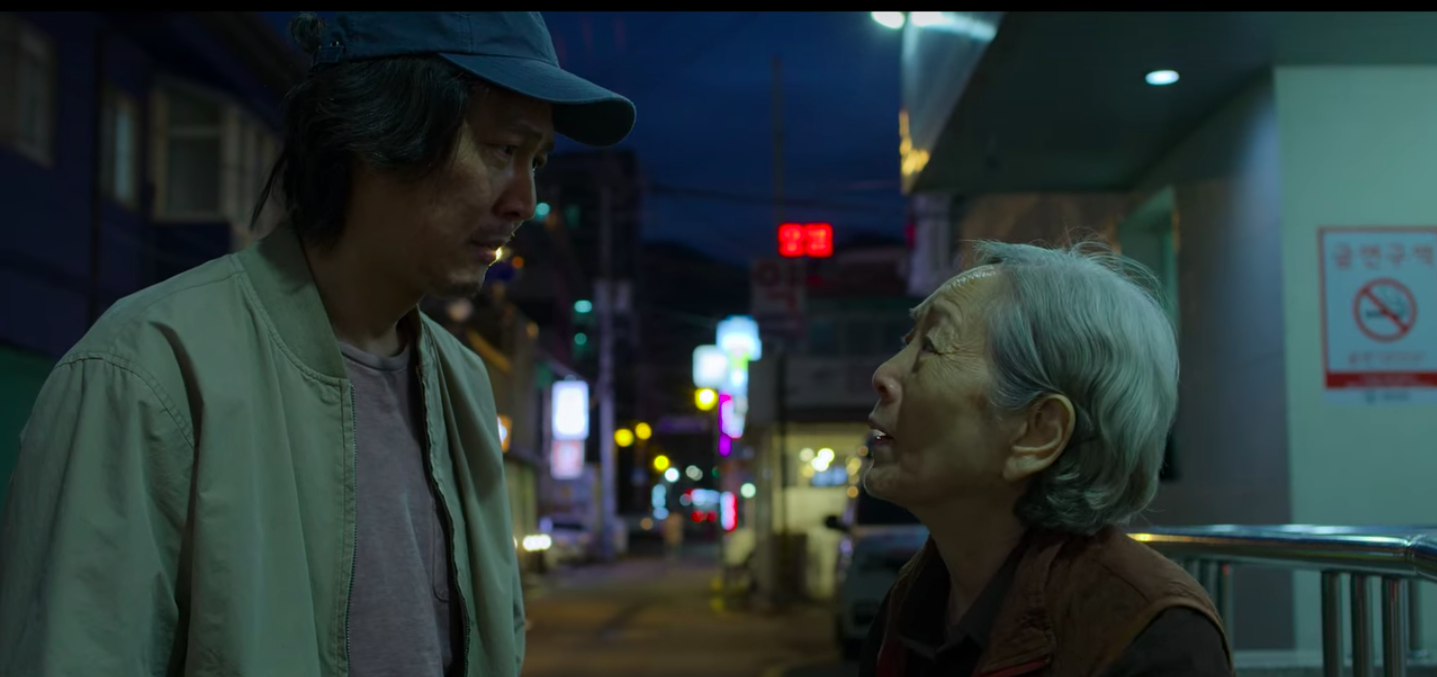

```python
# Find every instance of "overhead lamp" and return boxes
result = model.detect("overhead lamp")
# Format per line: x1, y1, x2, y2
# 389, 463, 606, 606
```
870, 11, 905, 29
1145, 70, 1180, 86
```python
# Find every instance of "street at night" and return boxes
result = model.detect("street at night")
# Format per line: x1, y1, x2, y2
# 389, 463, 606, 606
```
5, 10, 1437, 677
523, 545, 840, 677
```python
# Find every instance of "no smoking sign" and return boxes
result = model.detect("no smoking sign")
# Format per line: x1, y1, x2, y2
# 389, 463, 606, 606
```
1320, 227, 1437, 404
1354, 278, 1416, 343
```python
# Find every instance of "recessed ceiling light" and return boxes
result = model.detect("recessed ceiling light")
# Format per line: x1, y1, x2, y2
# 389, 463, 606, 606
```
870, 12, 905, 30
1145, 70, 1180, 86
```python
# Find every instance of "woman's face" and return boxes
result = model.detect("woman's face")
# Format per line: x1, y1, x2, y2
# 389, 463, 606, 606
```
864, 267, 1014, 510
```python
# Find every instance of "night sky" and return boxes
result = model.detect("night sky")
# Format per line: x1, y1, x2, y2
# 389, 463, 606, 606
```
260, 12, 906, 264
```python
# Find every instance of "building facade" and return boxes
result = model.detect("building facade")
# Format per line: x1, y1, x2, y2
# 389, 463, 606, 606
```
897, 10, 1437, 653
747, 240, 917, 601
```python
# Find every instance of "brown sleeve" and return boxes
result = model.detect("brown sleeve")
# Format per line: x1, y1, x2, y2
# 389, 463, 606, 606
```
1100, 608, 1232, 677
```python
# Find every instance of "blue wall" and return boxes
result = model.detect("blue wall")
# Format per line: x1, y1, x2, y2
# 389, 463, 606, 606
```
0, 11, 290, 505
0, 11, 287, 361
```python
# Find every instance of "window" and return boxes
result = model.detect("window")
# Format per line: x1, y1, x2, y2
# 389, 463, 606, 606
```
227, 112, 281, 249
151, 80, 279, 237
0, 13, 57, 166
100, 86, 141, 208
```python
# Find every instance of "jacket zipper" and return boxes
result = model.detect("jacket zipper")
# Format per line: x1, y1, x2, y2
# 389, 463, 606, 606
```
345, 384, 359, 673
417, 351, 472, 675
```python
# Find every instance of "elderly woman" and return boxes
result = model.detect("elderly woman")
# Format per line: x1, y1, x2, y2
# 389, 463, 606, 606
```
859, 241, 1232, 677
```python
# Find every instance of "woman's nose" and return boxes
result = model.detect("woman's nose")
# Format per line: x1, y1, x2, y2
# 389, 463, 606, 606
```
872, 361, 900, 403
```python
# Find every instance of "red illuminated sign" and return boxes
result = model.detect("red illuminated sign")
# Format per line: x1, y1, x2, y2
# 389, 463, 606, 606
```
777, 223, 833, 258
778, 223, 805, 257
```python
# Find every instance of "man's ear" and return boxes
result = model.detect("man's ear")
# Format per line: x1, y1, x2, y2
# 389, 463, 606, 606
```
1002, 393, 1075, 482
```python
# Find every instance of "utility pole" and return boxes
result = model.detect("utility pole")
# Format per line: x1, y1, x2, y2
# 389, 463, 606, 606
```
597, 177, 619, 562
755, 54, 787, 610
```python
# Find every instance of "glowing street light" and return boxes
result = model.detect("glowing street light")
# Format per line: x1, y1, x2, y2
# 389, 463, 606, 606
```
664, 467, 680, 483
653, 454, 671, 472
695, 388, 718, 411
615, 428, 635, 447
1145, 69, 1180, 86
871, 11, 905, 29
635, 422, 652, 440
692, 345, 729, 389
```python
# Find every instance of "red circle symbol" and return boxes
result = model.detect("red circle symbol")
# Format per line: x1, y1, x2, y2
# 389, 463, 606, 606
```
1352, 277, 1417, 343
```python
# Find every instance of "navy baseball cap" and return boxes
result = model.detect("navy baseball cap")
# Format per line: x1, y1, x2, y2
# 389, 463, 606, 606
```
312, 12, 636, 147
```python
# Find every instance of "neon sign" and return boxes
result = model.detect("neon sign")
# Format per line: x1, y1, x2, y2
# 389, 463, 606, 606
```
777, 223, 833, 258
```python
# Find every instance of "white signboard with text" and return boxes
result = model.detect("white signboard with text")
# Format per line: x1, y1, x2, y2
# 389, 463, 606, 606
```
749, 258, 806, 339
1320, 227, 1437, 405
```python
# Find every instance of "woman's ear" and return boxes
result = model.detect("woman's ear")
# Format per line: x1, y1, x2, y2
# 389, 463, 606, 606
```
1001, 393, 1075, 482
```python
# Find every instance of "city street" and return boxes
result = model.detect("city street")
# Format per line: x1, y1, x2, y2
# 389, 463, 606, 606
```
521, 546, 846, 677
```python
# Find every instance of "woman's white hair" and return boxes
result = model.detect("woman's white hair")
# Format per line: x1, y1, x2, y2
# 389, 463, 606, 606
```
971, 239, 1178, 535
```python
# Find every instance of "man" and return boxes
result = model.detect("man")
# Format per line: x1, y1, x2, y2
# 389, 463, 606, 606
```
860, 241, 1232, 676
0, 12, 633, 677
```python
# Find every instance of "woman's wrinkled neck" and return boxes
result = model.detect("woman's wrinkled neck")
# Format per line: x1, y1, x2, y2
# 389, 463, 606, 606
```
916, 496, 1027, 619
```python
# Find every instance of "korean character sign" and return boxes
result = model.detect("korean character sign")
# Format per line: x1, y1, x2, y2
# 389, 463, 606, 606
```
1319, 227, 1437, 405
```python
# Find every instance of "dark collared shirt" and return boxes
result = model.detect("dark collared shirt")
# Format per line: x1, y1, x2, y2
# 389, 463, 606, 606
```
860, 538, 1229, 677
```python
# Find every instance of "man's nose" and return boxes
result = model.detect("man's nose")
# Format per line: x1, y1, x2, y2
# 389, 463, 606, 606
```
496, 175, 537, 223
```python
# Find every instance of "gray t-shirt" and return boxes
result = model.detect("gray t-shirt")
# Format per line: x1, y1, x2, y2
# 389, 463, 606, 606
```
340, 341, 460, 677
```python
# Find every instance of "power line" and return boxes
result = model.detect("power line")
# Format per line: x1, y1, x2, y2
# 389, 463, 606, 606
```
647, 182, 902, 216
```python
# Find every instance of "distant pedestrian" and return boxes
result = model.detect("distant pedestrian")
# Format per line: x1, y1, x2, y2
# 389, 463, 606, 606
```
860, 241, 1232, 676
0, 11, 633, 677
664, 512, 686, 564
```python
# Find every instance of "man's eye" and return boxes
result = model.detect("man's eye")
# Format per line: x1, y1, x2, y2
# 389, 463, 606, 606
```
491, 144, 518, 158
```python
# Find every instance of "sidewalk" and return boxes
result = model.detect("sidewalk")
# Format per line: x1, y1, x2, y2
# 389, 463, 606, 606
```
521, 551, 838, 677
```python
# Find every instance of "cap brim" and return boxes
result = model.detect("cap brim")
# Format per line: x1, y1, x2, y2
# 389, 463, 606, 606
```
440, 53, 636, 148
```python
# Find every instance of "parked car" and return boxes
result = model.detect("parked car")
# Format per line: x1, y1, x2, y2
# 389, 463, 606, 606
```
545, 516, 596, 567
825, 480, 927, 661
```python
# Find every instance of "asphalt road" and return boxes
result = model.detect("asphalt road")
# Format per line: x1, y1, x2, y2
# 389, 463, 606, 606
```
520, 547, 846, 677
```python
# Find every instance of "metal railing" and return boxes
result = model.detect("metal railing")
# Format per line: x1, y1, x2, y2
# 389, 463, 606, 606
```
1127, 525, 1437, 677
